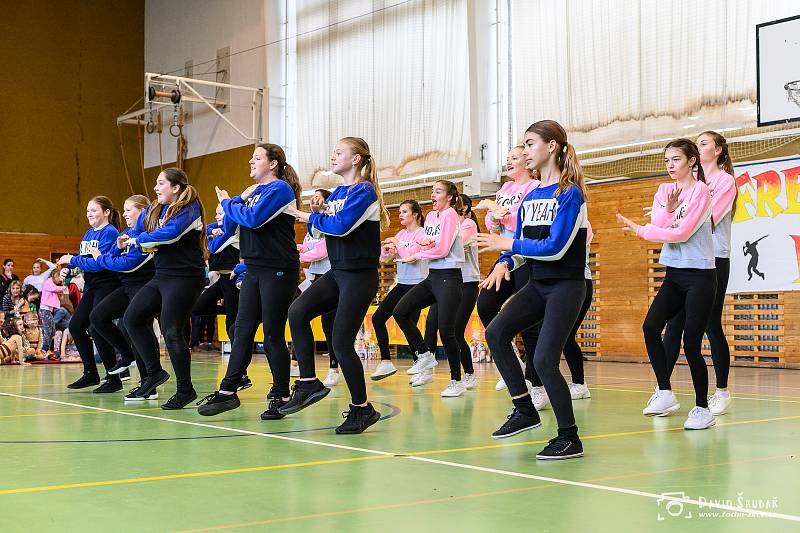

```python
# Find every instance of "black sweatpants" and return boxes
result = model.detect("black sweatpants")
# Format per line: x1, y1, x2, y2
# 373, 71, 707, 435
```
220, 266, 298, 395
193, 275, 239, 343
309, 274, 338, 369
70, 282, 120, 377
123, 275, 205, 395
485, 278, 585, 429
90, 282, 153, 382
394, 269, 464, 381
663, 258, 730, 389
289, 268, 378, 405
643, 267, 716, 408
426, 282, 478, 375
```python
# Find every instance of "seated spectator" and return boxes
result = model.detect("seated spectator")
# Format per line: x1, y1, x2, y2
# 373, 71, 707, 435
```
0, 313, 27, 365
23, 258, 56, 291
0, 259, 19, 296
2, 280, 23, 316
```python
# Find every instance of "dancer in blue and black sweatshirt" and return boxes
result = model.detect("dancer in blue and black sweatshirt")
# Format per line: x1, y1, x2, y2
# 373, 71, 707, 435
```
121, 168, 207, 409
279, 137, 390, 435
478, 120, 588, 460
197, 143, 301, 420
58, 196, 121, 390
87, 195, 156, 398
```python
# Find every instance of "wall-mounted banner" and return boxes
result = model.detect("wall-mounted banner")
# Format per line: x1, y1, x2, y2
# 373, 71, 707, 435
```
729, 155, 800, 293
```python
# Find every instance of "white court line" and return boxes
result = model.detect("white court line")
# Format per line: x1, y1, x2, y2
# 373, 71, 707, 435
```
591, 385, 800, 405
589, 373, 800, 393
2, 391, 799, 522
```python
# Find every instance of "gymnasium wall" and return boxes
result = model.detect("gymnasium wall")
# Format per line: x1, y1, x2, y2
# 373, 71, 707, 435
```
0, 0, 146, 235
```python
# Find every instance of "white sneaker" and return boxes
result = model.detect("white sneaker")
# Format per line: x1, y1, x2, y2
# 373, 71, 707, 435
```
371, 360, 397, 381
407, 352, 438, 374
708, 390, 731, 415
683, 406, 716, 430
290, 363, 300, 377
441, 380, 467, 397
530, 386, 551, 411
322, 368, 341, 387
642, 389, 680, 416
411, 368, 433, 387
568, 382, 591, 400
463, 373, 478, 390
495, 377, 507, 391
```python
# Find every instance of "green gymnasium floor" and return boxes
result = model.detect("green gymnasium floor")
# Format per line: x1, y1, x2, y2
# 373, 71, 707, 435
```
1, 356, 798, 532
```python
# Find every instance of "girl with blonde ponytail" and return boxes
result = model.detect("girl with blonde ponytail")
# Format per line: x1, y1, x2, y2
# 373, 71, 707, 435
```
121, 168, 207, 408
279, 136, 384, 434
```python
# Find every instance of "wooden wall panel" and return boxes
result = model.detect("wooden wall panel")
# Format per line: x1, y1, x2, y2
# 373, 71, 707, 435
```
0, 233, 83, 280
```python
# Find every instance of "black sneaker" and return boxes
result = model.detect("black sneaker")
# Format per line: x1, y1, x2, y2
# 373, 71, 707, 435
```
93, 378, 123, 394
161, 390, 198, 410
491, 408, 541, 439
277, 380, 330, 415
135, 369, 170, 398
237, 375, 253, 391
336, 403, 381, 434
67, 373, 101, 389
197, 392, 241, 416
536, 436, 584, 460
260, 397, 288, 420
119, 368, 131, 381
108, 359, 135, 375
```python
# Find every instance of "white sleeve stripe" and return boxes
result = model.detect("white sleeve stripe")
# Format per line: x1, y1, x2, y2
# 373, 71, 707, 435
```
254, 200, 296, 228
142, 217, 204, 247
322, 201, 380, 237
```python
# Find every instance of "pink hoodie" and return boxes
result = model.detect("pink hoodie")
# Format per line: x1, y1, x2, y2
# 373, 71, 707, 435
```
40, 278, 66, 310
414, 207, 464, 269
384, 226, 429, 284
485, 179, 541, 237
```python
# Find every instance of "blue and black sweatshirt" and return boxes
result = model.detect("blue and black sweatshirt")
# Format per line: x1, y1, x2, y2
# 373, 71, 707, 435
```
206, 222, 240, 272
221, 180, 298, 270
135, 201, 205, 277
309, 182, 380, 270
499, 183, 588, 281
94, 227, 155, 287
68, 224, 120, 288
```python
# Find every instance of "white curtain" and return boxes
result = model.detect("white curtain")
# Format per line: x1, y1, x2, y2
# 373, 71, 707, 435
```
510, 0, 800, 151
294, 0, 470, 188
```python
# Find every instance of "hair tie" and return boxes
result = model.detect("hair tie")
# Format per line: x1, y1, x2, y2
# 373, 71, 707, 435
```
562, 143, 568, 153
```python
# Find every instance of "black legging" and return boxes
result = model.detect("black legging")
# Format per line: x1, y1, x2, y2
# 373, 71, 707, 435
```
485, 278, 585, 429
69, 282, 120, 377
477, 263, 540, 381
663, 258, 730, 389
123, 275, 205, 395
642, 267, 716, 408
90, 283, 154, 382
309, 274, 338, 369
192, 275, 239, 343
527, 278, 594, 386
426, 282, 478, 375
394, 269, 464, 381
288, 268, 378, 405
219, 266, 298, 394
372, 283, 420, 361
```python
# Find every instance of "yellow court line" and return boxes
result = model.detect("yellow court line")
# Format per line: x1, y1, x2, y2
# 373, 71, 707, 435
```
0, 455, 391, 496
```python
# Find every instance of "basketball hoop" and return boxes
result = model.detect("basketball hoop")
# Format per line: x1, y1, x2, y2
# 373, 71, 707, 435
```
785, 80, 800, 108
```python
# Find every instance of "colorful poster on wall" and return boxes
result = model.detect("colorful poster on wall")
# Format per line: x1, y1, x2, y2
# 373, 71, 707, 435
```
728, 156, 800, 293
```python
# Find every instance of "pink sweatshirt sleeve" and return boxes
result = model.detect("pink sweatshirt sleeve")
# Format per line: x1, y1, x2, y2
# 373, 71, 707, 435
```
461, 219, 478, 244
649, 183, 677, 228
586, 220, 594, 245
299, 238, 328, 263
484, 209, 500, 231
414, 210, 459, 260
636, 183, 712, 243
710, 171, 736, 223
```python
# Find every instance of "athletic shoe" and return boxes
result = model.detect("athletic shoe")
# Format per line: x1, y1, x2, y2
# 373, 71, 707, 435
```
277, 379, 330, 415
335, 403, 381, 434
289, 363, 300, 377
93, 379, 123, 394
568, 382, 591, 400
708, 390, 731, 416
642, 389, 680, 416
322, 368, 341, 387
108, 358, 136, 375
683, 406, 716, 430
370, 360, 397, 381
536, 436, 584, 460
441, 380, 467, 397
67, 373, 100, 389
495, 377, 507, 391
406, 352, 437, 374
135, 369, 170, 399
463, 373, 478, 390
530, 386, 551, 411
237, 375, 253, 391
162, 390, 198, 410
260, 397, 288, 420
119, 369, 131, 381
491, 408, 541, 439
124, 385, 158, 401
411, 368, 433, 387
197, 391, 240, 416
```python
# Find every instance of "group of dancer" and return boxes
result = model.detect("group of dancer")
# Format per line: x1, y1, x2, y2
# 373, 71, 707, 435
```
60, 120, 737, 459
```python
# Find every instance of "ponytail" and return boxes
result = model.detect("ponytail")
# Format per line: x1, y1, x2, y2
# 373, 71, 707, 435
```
339, 137, 390, 230
256, 143, 302, 207
459, 194, 479, 226
699, 130, 737, 218
525, 120, 587, 199
90, 196, 121, 230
